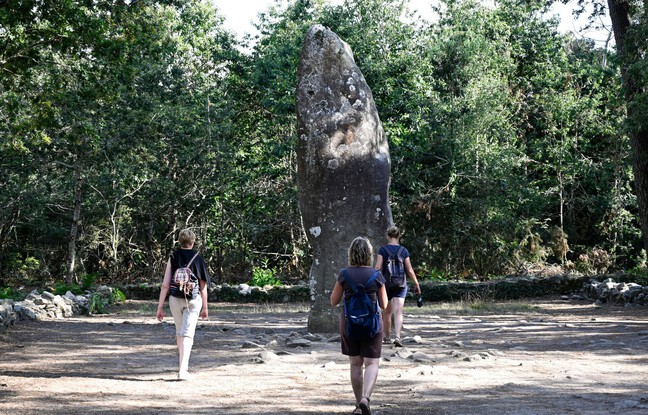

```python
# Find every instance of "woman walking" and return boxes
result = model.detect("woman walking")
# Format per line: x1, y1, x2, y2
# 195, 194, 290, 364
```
330, 237, 388, 415
375, 226, 420, 347
156, 229, 210, 380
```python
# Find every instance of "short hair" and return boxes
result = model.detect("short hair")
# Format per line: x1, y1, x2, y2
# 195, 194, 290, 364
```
348, 236, 374, 267
178, 229, 196, 248
387, 225, 401, 239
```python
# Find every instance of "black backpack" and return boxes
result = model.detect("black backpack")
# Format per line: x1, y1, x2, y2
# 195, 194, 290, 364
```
342, 269, 381, 340
384, 246, 406, 288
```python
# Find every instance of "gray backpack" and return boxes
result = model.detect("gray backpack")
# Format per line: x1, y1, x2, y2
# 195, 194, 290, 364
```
385, 246, 406, 288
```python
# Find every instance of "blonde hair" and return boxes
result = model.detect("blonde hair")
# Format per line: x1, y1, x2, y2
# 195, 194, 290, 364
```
178, 229, 196, 248
387, 225, 401, 239
348, 237, 374, 267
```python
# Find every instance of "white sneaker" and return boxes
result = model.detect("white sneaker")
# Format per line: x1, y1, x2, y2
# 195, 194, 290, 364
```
177, 370, 192, 381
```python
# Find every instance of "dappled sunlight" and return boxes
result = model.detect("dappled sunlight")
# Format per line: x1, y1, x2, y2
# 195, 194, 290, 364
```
2, 298, 648, 414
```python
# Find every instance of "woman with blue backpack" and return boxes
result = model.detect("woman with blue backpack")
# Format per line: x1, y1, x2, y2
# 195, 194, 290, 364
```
330, 236, 388, 415
375, 226, 421, 347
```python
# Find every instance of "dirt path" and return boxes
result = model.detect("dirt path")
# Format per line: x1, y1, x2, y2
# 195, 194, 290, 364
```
1, 298, 648, 415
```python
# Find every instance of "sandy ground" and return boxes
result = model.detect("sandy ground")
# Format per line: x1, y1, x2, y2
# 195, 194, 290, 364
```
1, 297, 648, 415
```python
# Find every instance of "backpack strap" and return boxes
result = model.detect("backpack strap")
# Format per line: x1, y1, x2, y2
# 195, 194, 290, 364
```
342, 269, 379, 291
364, 270, 379, 288
365, 270, 380, 313
186, 252, 199, 268
396, 246, 405, 259
341, 269, 358, 294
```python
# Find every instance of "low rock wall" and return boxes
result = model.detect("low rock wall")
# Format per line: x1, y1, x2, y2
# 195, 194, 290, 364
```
3, 274, 648, 334
120, 275, 592, 303
0, 288, 112, 334
583, 278, 648, 305
119, 282, 312, 303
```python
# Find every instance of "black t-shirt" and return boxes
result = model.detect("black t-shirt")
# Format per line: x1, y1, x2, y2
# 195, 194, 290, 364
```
169, 249, 210, 299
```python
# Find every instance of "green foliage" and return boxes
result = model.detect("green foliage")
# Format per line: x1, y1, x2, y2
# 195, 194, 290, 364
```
88, 292, 109, 315
1, 254, 41, 283
87, 287, 126, 314
81, 273, 99, 291
0, 287, 25, 301
53, 283, 83, 296
250, 260, 281, 287
112, 288, 127, 303
0, 0, 644, 286
423, 268, 454, 282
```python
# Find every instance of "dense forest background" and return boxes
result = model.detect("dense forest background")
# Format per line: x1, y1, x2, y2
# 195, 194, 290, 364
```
1, 0, 647, 291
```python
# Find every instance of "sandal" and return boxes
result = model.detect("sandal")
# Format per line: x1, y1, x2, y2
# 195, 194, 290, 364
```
359, 396, 371, 415
352, 406, 363, 415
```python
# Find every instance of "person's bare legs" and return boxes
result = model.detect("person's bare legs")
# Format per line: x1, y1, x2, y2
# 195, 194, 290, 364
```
391, 297, 405, 339
349, 355, 364, 404
382, 300, 393, 340
362, 357, 380, 399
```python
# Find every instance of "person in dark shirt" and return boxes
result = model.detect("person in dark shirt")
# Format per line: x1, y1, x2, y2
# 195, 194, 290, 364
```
331, 236, 388, 415
375, 226, 421, 347
156, 229, 210, 380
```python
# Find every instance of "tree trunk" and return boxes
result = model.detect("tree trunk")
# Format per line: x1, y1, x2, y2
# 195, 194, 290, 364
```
607, 0, 648, 251
66, 158, 83, 285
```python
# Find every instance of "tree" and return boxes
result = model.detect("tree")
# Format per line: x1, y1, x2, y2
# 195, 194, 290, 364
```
605, 0, 648, 251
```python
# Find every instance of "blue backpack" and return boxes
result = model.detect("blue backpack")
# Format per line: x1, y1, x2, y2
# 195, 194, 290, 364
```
342, 269, 381, 340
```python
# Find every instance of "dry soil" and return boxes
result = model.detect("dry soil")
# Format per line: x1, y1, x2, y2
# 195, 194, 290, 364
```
1, 298, 647, 415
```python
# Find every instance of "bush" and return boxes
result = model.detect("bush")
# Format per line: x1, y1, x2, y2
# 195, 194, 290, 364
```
250, 260, 281, 287
0, 287, 26, 301
88, 292, 109, 314
53, 283, 83, 296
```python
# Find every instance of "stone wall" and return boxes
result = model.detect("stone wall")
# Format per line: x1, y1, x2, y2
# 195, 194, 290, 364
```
420, 274, 592, 301
3, 274, 648, 334
583, 278, 648, 305
0, 288, 110, 333
119, 282, 312, 303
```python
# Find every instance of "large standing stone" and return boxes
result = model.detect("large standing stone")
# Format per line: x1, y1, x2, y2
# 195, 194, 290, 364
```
296, 25, 393, 333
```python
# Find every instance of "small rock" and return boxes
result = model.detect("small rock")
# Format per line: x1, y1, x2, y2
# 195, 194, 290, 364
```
303, 333, 325, 342
393, 348, 413, 359
409, 351, 434, 363
254, 351, 278, 363
403, 335, 423, 344
241, 341, 263, 349
285, 338, 311, 348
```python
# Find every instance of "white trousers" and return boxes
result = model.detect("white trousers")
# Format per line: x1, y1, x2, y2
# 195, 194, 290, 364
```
169, 295, 202, 338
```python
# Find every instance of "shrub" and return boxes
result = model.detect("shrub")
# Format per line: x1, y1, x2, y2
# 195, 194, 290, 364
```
250, 259, 281, 287
0, 287, 25, 301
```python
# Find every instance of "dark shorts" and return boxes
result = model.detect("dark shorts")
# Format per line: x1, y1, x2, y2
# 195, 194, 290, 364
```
340, 312, 383, 358
386, 284, 408, 300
